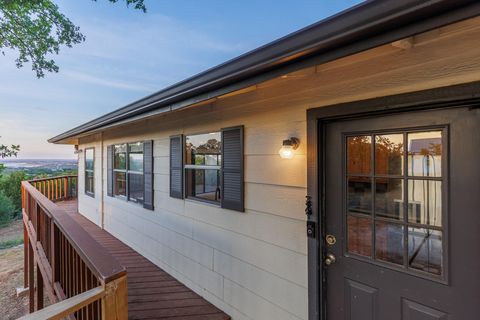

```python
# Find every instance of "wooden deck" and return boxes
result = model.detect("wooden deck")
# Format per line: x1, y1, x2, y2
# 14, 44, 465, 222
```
56, 200, 230, 320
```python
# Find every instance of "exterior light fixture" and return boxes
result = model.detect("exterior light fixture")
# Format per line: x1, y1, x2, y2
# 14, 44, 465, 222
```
279, 137, 300, 159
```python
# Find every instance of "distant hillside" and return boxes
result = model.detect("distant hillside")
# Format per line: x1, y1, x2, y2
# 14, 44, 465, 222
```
0, 159, 77, 176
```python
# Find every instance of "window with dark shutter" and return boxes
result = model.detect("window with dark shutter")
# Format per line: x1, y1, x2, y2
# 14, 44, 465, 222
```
143, 140, 154, 210
107, 145, 113, 196
108, 141, 151, 208
221, 126, 244, 212
170, 135, 184, 199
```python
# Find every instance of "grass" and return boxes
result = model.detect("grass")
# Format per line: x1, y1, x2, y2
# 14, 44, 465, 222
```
0, 220, 29, 318
0, 219, 23, 249
0, 237, 23, 250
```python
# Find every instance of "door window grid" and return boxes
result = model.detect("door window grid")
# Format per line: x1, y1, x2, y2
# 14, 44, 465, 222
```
346, 129, 444, 277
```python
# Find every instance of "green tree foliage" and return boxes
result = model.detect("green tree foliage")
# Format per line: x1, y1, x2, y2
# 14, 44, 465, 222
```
0, 171, 27, 215
0, 0, 146, 78
0, 191, 15, 225
0, 137, 19, 158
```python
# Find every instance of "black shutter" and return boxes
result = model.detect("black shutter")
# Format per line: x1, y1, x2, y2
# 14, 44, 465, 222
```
107, 145, 113, 197
143, 140, 154, 210
221, 126, 244, 212
170, 135, 184, 199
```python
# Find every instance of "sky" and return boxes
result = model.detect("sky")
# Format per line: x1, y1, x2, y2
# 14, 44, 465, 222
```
0, 0, 363, 159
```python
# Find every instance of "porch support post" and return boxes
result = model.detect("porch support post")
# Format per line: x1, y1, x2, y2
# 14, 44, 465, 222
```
23, 222, 28, 289
101, 275, 128, 320
28, 241, 34, 313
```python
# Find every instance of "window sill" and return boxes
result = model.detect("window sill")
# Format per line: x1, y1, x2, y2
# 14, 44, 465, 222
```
85, 192, 95, 198
112, 194, 145, 208
185, 197, 221, 208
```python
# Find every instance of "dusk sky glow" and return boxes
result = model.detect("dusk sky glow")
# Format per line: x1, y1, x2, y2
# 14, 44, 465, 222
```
0, 0, 362, 159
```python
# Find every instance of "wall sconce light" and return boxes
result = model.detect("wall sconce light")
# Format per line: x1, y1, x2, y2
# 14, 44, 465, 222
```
279, 137, 300, 159
74, 145, 83, 154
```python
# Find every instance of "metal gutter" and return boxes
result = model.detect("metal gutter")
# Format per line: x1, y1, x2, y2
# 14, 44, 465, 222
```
49, 0, 480, 144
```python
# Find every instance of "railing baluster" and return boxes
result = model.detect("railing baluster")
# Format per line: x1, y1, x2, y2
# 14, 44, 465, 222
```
64, 177, 67, 200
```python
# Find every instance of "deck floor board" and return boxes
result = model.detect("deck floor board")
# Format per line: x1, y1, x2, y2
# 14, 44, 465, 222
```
56, 200, 230, 320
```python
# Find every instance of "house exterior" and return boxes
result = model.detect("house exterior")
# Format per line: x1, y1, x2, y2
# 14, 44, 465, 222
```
47, 1, 480, 319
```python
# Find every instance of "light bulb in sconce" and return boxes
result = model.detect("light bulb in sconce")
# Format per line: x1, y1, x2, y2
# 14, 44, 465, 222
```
279, 137, 300, 159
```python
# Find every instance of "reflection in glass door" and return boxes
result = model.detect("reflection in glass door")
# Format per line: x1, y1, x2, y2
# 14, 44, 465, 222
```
346, 129, 444, 277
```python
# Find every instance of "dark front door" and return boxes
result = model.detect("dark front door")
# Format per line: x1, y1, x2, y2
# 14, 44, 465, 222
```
324, 106, 480, 319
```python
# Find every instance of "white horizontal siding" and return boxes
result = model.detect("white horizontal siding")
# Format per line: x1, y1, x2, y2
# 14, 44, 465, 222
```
97, 118, 310, 319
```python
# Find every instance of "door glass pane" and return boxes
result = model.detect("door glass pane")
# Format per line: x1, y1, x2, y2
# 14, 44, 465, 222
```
347, 177, 372, 215
408, 180, 442, 226
344, 127, 445, 278
407, 131, 442, 177
375, 134, 404, 175
375, 178, 404, 220
347, 136, 371, 175
408, 228, 442, 275
347, 215, 372, 257
375, 221, 404, 265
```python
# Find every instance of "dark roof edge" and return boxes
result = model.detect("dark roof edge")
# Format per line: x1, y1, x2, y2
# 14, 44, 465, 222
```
50, 0, 480, 143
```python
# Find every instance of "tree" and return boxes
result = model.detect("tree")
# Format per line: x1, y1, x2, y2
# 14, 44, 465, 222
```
0, 139, 19, 158
0, 0, 146, 78
0, 191, 15, 225
0, 171, 26, 215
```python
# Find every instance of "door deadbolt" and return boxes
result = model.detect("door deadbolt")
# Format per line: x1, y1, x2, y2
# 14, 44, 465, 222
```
325, 253, 336, 266
326, 234, 336, 246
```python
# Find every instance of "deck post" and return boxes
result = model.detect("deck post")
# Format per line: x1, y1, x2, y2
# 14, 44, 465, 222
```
28, 241, 34, 313
23, 221, 29, 289
101, 275, 128, 320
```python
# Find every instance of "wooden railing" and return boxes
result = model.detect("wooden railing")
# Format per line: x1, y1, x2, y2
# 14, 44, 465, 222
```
21, 176, 127, 320
29, 175, 77, 202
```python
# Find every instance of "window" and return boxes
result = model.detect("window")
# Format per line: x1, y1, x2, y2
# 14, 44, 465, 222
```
113, 142, 144, 204
185, 132, 221, 204
346, 130, 445, 277
85, 148, 94, 196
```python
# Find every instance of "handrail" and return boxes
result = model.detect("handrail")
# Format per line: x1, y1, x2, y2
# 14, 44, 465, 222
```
18, 286, 104, 320
21, 176, 128, 319
22, 181, 125, 281
29, 175, 77, 202
28, 175, 77, 183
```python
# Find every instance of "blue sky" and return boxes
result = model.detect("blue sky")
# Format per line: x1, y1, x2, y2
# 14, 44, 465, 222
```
0, 0, 362, 159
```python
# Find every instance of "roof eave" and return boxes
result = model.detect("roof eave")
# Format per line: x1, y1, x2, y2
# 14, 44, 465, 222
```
49, 0, 480, 144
